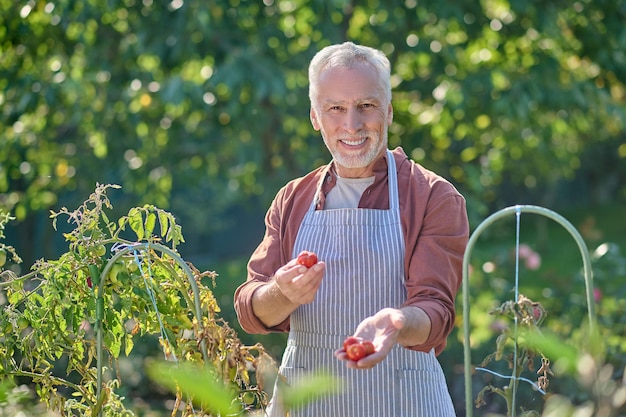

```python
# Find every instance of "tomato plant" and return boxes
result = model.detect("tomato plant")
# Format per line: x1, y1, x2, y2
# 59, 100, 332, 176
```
475, 294, 551, 416
0, 184, 273, 416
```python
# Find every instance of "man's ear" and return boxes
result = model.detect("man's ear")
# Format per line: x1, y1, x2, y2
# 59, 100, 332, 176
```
310, 108, 321, 131
387, 103, 394, 125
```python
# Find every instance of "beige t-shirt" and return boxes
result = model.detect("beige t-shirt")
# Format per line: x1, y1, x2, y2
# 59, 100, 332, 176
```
325, 175, 375, 209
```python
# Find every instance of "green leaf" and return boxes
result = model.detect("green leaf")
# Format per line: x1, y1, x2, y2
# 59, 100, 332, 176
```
147, 361, 240, 415
107, 331, 122, 358
101, 211, 110, 228
117, 217, 127, 231
522, 330, 579, 375
0, 379, 16, 402
145, 212, 156, 237
8, 291, 23, 304
278, 369, 341, 411
124, 333, 134, 356
158, 211, 169, 238
105, 313, 124, 358
128, 208, 145, 241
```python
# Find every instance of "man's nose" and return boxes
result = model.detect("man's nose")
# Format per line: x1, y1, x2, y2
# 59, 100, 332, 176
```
343, 108, 363, 133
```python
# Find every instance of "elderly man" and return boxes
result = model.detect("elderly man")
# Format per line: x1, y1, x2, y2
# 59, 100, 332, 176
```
235, 41, 469, 416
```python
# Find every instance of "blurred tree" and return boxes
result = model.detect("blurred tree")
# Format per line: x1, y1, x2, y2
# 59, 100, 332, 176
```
1, 0, 625, 264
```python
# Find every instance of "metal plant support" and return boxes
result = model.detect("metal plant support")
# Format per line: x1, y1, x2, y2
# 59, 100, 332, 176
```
94, 242, 209, 414
462, 205, 596, 417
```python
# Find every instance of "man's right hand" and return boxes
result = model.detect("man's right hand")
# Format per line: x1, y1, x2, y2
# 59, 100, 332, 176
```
251, 257, 325, 327
274, 258, 325, 305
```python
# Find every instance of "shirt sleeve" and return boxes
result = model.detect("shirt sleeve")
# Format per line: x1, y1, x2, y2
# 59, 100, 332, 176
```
233, 188, 292, 334
233, 170, 322, 335
402, 184, 469, 355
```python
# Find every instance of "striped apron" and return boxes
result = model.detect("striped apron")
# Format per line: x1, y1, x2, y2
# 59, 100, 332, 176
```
267, 150, 455, 417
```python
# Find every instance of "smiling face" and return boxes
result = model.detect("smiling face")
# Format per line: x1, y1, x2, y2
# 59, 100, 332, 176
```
310, 62, 393, 178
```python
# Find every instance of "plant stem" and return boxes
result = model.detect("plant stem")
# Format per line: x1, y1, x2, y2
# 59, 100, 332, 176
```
8, 370, 93, 405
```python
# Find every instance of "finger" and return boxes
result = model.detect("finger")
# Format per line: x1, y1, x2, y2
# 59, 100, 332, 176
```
334, 349, 347, 360
287, 264, 309, 276
291, 263, 324, 285
345, 359, 375, 370
351, 352, 384, 369
288, 275, 324, 304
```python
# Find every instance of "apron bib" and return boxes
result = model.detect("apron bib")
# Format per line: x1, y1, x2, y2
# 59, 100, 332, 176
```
267, 150, 455, 417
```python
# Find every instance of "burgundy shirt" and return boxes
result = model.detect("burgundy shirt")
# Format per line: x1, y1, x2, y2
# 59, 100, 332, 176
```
234, 147, 469, 355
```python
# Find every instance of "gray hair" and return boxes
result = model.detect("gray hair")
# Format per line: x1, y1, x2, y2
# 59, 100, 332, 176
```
308, 42, 392, 110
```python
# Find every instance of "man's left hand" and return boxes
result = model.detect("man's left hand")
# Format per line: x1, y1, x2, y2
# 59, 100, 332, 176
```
334, 308, 406, 369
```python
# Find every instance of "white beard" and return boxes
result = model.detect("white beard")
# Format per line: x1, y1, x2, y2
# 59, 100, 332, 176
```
323, 125, 388, 170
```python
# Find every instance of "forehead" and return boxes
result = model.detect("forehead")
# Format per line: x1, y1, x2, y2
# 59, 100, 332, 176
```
317, 63, 384, 103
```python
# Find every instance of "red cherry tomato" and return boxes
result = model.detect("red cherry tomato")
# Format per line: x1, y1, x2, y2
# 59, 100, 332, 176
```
361, 340, 375, 355
346, 343, 366, 361
342, 336, 375, 361
343, 336, 360, 351
297, 251, 318, 268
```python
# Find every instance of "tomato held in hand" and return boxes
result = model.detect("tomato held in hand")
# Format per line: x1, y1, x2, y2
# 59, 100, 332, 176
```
343, 336, 360, 351
342, 336, 376, 361
346, 343, 366, 361
361, 340, 375, 355
297, 251, 318, 268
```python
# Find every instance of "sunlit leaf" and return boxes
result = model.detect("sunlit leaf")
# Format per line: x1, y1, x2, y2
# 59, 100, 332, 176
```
158, 211, 169, 238
522, 330, 578, 375
145, 212, 156, 237
147, 361, 240, 415
128, 208, 145, 241
279, 370, 341, 411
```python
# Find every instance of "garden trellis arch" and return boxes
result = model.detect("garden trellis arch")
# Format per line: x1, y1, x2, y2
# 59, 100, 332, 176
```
462, 205, 597, 417
94, 242, 210, 413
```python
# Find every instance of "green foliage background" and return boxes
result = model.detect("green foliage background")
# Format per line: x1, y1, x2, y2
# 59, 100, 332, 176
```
1, 0, 626, 415
2, 0, 625, 264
